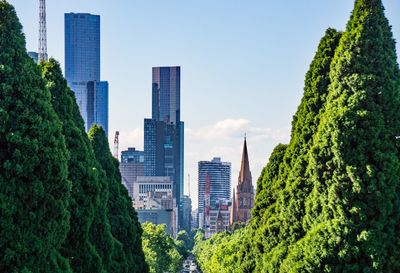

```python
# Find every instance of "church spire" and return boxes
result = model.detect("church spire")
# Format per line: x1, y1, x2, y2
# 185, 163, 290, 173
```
238, 136, 252, 186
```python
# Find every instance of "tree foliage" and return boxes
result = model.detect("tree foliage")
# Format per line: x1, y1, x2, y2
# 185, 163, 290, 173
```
0, 2, 71, 272
142, 223, 183, 273
40, 58, 111, 273
194, 0, 400, 272
89, 124, 149, 273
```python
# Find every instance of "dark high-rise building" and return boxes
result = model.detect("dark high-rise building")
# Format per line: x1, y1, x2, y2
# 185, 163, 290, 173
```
119, 147, 145, 199
230, 138, 254, 225
152, 67, 181, 124
65, 13, 108, 135
87, 81, 109, 135
182, 195, 192, 232
121, 147, 145, 163
144, 66, 184, 229
198, 157, 231, 229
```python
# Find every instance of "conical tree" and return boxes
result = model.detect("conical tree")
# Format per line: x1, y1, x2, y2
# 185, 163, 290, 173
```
89, 124, 149, 273
247, 28, 342, 272
40, 59, 115, 273
0, 2, 71, 272
282, 0, 400, 271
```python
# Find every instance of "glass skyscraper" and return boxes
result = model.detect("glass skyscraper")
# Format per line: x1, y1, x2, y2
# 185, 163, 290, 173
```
87, 81, 109, 135
198, 157, 231, 219
144, 66, 184, 229
65, 13, 108, 134
152, 67, 181, 125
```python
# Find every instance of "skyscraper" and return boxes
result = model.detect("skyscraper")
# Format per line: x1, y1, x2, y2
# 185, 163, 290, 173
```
144, 66, 184, 229
230, 138, 255, 225
65, 13, 108, 134
198, 157, 231, 229
87, 81, 109, 135
152, 67, 181, 124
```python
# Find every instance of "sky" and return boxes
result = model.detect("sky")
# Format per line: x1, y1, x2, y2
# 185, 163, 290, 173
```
8, 0, 400, 209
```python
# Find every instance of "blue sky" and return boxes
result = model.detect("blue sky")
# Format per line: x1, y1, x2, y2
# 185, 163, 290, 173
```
8, 0, 400, 209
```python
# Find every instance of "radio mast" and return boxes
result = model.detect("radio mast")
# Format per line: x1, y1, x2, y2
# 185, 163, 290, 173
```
38, 0, 48, 62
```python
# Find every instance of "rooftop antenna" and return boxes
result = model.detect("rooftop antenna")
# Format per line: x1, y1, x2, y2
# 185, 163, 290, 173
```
38, 0, 48, 62
113, 131, 120, 160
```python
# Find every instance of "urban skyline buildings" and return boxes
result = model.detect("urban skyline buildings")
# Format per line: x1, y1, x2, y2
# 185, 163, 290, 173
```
65, 12, 109, 135
119, 147, 145, 198
152, 67, 181, 125
144, 66, 185, 229
198, 157, 231, 229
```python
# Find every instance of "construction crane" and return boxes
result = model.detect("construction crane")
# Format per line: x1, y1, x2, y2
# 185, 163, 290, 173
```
113, 131, 119, 160
38, 0, 48, 62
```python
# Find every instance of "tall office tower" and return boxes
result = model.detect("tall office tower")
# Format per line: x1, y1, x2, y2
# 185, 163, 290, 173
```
119, 147, 145, 198
144, 66, 184, 229
230, 138, 255, 225
198, 157, 231, 229
65, 13, 108, 134
87, 81, 109, 135
152, 67, 181, 124
38, 0, 48, 62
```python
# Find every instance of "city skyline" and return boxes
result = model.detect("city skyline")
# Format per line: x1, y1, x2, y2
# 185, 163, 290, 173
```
65, 12, 109, 135
144, 66, 184, 229
8, 0, 400, 210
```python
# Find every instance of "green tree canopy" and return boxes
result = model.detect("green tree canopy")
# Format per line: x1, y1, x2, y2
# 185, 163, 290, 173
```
0, 2, 71, 272
88, 124, 148, 273
40, 58, 109, 273
285, 0, 400, 271
142, 223, 183, 273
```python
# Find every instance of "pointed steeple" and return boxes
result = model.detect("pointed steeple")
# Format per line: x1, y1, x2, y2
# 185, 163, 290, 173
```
238, 136, 252, 187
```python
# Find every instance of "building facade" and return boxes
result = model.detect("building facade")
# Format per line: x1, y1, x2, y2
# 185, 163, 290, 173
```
133, 176, 177, 235
65, 13, 108, 135
119, 148, 145, 199
144, 66, 184, 229
87, 81, 109, 135
182, 195, 192, 232
121, 147, 145, 163
206, 199, 230, 238
28, 51, 39, 63
152, 67, 181, 124
198, 157, 231, 231
230, 138, 255, 225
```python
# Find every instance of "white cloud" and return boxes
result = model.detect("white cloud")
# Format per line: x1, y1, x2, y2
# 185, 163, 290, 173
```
186, 118, 290, 142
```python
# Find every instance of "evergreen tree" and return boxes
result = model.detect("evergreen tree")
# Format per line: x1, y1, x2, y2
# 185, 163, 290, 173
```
88, 124, 149, 273
0, 2, 71, 272
40, 59, 113, 273
247, 28, 342, 272
283, 0, 400, 271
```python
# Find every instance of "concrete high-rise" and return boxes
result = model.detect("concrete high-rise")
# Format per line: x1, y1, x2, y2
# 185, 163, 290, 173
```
144, 66, 184, 229
65, 13, 108, 134
119, 147, 145, 198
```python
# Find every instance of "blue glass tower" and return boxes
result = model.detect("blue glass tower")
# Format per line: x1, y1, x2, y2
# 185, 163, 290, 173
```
65, 13, 108, 134
87, 81, 109, 135
144, 66, 184, 229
